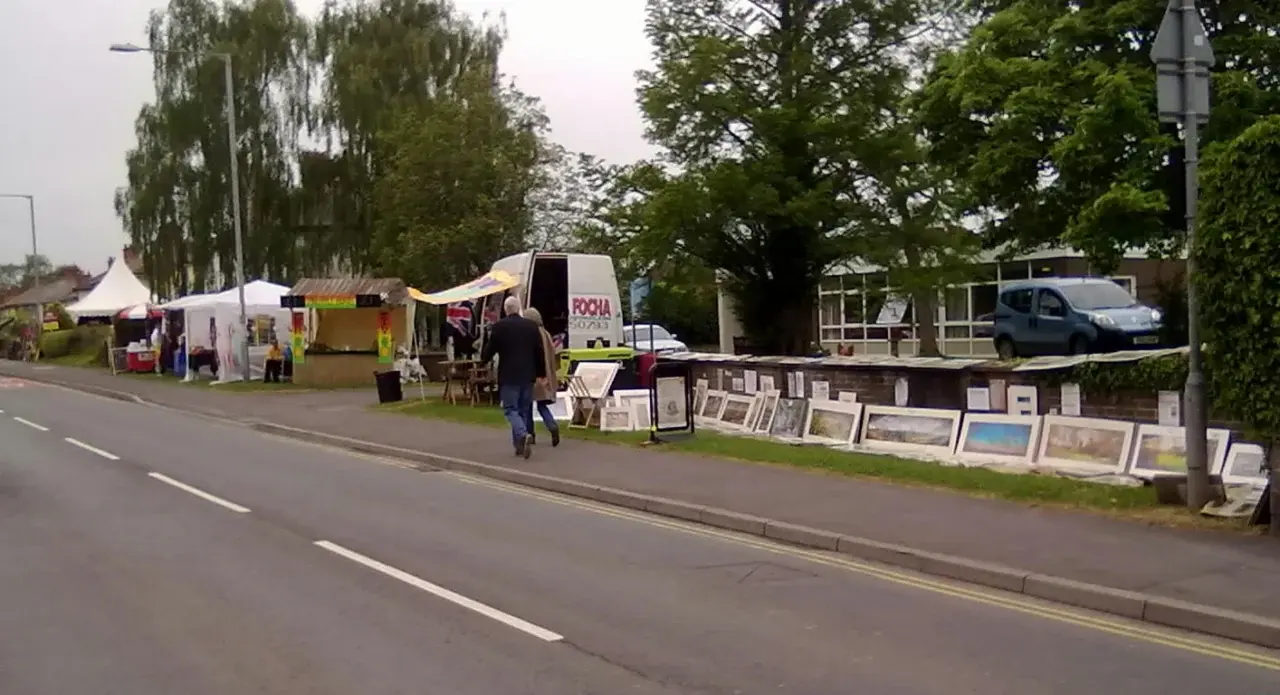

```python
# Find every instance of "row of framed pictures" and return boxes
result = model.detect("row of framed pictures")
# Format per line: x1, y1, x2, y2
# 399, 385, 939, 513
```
546, 388, 657, 432
691, 385, 1269, 486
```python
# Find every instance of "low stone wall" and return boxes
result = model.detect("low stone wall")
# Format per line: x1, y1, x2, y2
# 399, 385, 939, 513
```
661, 349, 1233, 430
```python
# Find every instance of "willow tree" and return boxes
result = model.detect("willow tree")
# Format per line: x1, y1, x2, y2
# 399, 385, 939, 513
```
627, 0, 945, 354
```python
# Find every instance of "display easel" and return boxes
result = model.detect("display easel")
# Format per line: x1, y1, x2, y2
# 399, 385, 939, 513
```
567, 375, 600, 429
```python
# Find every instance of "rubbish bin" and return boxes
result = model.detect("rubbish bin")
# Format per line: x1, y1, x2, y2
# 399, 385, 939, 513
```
374, 370, 403, 404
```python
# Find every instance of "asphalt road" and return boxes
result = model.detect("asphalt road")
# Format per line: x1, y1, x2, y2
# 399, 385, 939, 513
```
3, 377, 1280, 694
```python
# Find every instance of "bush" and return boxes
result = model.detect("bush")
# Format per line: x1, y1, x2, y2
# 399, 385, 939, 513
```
39, 325, 111, 365
1197, 116, 1280, 439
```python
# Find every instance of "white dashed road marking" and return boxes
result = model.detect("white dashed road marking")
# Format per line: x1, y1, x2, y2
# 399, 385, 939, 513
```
148, 472, 251, 513
314, 540, 564, 642
64, 437, 120, 460
13, 417, 49, 431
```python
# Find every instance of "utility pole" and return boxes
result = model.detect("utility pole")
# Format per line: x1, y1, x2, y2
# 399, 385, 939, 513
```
1151, 0, 1215, 509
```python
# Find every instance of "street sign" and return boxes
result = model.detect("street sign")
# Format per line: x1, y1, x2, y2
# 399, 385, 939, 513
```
1151, 0, 1215, 123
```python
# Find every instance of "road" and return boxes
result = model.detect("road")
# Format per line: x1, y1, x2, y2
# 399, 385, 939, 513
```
1, 377, 1279, 694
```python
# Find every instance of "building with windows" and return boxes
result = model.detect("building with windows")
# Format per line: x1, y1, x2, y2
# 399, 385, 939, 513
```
817, 247, 1183, 356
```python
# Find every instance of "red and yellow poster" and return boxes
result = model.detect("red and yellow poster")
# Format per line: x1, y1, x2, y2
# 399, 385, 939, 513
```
290, 312, 306, 365
376, 310, 393, 364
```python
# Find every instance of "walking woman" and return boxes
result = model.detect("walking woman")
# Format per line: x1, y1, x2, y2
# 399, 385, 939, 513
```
522, 307, 562, 447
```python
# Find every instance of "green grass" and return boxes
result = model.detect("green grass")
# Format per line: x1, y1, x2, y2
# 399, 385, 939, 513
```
42, 352, 103, 367
383, 398, 1175, 516
118, 370, 414, 394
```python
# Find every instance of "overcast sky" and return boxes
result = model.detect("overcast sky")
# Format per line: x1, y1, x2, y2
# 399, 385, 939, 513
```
0, 0, 654, 274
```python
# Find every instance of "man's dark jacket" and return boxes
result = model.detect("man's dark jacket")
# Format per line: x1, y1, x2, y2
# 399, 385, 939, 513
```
481, 314, 547, 386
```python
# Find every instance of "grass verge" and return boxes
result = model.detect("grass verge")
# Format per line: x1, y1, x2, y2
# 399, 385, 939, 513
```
383, 398, 1251, 530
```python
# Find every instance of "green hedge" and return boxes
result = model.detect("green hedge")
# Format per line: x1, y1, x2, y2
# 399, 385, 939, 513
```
39, 325, 111, 365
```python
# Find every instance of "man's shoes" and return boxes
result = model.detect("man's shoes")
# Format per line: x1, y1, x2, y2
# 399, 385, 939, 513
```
521, 433, 534, 459
551, 428, 561, 447
530, 433, 536, 445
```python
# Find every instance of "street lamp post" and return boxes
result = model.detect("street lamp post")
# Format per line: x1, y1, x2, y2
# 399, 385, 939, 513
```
111, 42, 250, 382
0, 193, 39, 286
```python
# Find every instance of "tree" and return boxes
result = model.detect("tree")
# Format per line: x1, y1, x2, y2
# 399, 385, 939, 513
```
371, 73, 546, 290
917, 0, 1280, 270
1197, 115, 1280, 534
629, 0, 943, 354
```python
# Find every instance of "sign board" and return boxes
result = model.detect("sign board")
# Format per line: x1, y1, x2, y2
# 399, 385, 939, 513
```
568, 294, 617, 338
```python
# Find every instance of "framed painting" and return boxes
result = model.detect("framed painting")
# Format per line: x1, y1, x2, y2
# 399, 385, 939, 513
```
717, 393, 756, 431
1036, 415, 1134, 475
753, 390, 781, 434
1221, 442, 1269, 486
859, 406, 962, 457
767, 397, 808, 439
955, 413, 1041, 465
548, 391, 574, 421
572, 361, 620, 400
802, 399, 863, 446
1126, 424, 1232, 480
612, 389, 652, 431
693, 378, 709, 415
743, 392, 767, 432
599, 405, 634, 432
698, 389, 727, 423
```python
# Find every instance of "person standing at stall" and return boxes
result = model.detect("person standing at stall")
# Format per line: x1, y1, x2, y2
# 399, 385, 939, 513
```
481, 296, 546, 458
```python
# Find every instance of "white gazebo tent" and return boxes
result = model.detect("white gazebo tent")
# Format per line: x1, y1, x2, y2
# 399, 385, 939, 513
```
183, 280, 294, 383
66, 259, 153, 319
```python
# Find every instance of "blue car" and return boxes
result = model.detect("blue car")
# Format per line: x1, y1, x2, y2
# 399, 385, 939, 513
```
992, 278, 1163, 359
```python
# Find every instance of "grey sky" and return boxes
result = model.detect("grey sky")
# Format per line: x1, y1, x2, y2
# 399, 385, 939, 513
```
0, 0, 654, 274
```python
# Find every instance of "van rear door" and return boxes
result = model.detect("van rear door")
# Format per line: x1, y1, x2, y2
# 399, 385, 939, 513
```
566, 254, 623, 349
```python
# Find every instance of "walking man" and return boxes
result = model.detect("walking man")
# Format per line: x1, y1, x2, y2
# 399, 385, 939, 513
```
481, 296, 546, 458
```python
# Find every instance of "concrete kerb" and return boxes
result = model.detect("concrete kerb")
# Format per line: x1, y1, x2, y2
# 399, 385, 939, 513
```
12, 369, 1280, 650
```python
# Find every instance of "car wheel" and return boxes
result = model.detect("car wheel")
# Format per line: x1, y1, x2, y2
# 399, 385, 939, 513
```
995, 337, 1017, 360
1069, 335, 1090, 355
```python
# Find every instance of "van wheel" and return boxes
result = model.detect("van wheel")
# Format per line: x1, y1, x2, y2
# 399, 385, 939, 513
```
1069, 335, 1090, 355
995, 337, 1017, 360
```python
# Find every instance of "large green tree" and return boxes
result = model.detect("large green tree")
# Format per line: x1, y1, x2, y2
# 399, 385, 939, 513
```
917, 0, 1280, 270
1197, 115, 1280, 533
628, 0, 944, 354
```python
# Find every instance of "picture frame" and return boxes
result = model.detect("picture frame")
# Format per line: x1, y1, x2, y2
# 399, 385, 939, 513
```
859, 406, 963, 456
802, 399, 863, 446
572, 361, 620, 400
693, 378, 709, 414
767, 397, 808, 439
1036, 415, 1135, 475
548, 391, 573, 421
1221, 442, 1269, 486
653, 375, 690, 430
753, 390, 781, 434
599, 406, 635, 432
698, 389, 727, 423
717, 393, 757, 431
954, 413, 1042, 465
1126, 424, 1231, 480
612, 389, 652, 431
743, 392, 768, 432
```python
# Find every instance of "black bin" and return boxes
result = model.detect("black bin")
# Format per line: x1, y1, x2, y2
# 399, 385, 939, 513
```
374, 370, 403, 403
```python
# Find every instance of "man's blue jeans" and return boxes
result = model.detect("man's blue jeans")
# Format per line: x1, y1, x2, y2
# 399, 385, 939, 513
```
499, 382, 534, 449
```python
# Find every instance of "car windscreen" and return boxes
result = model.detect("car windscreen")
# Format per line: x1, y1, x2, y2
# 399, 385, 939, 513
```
1061, 283, 1137, 310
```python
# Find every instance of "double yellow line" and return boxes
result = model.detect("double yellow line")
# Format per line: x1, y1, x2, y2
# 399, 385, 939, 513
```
450, 472, 1280, 672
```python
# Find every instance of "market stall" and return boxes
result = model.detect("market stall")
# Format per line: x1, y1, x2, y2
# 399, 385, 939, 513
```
64, 261, 155, 371
279, 278, 410, 388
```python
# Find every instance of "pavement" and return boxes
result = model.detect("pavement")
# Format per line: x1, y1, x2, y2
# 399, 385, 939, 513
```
5, 362, 1280, 641
5, 375, 1280, 693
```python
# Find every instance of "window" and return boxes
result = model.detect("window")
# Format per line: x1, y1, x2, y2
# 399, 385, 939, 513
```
627, 325, 672, 343
843, 291, 864, 324
1109, 276, 1134, 294
942, 286, 969, 322
1061, 282, 1137, 310
1037, 290, 1066, 318
1001, 262, 1030, 280
972, 283, 999, 322
820, 294, 842, 327
820, 276, 843, 293
1002, 288, 1034, 314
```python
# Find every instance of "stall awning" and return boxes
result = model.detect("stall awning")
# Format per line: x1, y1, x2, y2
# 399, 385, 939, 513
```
414, 270, 518, 305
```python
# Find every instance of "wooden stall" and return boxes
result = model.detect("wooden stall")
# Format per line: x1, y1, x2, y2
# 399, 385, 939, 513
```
280, 278, 411, 388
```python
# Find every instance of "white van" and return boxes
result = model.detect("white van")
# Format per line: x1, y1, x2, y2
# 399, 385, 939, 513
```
484, 251, 625, 350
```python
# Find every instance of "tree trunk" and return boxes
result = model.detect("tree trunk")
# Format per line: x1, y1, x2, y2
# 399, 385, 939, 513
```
903, 244, 941, 357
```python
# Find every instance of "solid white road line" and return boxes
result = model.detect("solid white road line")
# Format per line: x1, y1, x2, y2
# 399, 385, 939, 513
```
147, 472, 251, 513
13, 417, 49, 431
64, 438, 120, 460
314, 540, 564, 642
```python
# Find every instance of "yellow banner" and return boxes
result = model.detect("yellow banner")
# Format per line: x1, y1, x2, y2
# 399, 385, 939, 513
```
305, 294, 357, 309
290, 312, 305, 365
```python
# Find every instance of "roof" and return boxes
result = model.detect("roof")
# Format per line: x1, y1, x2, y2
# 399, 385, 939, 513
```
0, 277, 80, 309
828, 245, 1174, 276
65, 258, 153, 317
286, 277, 407, 303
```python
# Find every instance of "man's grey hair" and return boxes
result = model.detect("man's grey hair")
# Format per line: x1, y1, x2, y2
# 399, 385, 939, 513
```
503, 295, 522, 316
522, 307, 543, 326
